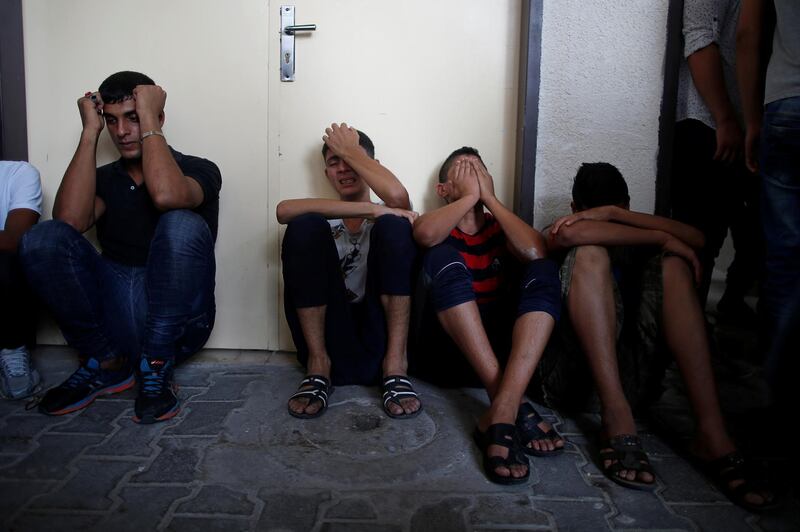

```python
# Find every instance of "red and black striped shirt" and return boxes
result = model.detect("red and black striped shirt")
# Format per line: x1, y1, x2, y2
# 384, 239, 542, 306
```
445, 214, 507, 304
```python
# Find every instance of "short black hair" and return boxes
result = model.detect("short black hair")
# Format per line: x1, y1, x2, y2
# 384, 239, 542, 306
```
321, 129, 375, 159
571, 162, 630, 210
98, 71, 155, 104
439, 146, 485, 183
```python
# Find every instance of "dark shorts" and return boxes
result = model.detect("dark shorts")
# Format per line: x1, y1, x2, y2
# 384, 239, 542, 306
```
531, 246, 668, 413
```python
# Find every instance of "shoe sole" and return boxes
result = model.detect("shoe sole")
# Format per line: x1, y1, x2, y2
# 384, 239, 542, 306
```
41, 374, 135, 416
132, 402, 180, 425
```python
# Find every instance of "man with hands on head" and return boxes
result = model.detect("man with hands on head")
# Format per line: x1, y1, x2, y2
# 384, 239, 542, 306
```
538, 162, 775, 510
20, 71, 221, 424
276, 123, 421, 420
411, 148, 563, 485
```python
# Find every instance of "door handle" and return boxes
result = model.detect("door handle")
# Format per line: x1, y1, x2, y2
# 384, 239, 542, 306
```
280, 6, 316, 82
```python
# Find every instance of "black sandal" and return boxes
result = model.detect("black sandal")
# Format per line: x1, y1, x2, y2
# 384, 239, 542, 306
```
598, 434, 657, 491
287, 375, 332, 419
701, 452, 780, 512
381, 375, 422, 419
473, 423, 530, 485
516, 402, 565, 457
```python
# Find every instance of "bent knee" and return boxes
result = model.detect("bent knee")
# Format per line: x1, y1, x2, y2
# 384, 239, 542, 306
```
573, 245, 610, 270
19, 219, 80, 260
153, 210, 212, 249
519, 259, 562, 321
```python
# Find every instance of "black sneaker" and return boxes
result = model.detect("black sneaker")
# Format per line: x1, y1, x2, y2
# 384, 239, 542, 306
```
133, 357, 179, 424
39, 357, 134, 415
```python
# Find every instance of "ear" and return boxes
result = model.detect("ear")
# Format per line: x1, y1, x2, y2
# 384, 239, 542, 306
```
570, 201, 577, 213
158, 111, 165, 127
436, 182, 450, 200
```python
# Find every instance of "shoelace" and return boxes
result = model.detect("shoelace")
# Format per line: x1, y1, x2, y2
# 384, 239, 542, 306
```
141, 366, 167, 397
64, 364, 98, 389
0, 349, 30, 377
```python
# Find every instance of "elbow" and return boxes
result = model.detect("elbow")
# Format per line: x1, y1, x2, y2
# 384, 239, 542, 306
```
276, 201, 291, 224
383, 188, 411, 210
412, 223, 443, 248
53, 212, 88, 234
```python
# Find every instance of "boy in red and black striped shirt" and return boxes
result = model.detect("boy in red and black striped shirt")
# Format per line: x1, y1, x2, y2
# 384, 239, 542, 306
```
412, 147, 563, 485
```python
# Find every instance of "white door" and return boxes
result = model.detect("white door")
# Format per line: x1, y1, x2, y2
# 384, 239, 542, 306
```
23, 0, 521, 351
267, 0, 522, 349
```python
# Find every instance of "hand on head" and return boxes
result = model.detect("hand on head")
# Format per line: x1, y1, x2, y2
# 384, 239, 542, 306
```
450, 158, 480, 201
323, 122, 360, 157
78, 91, 105, 135
132, 84, 166, 124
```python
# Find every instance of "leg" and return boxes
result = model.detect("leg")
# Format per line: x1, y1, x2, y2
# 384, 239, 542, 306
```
366, 215, 420, 416
567, 245, 654, 485
135, 210, 216, 423
504, 259, 564, 454
759, 97, 800, 402
671, 119, 729, 304
0, 251, 40, 399
18, 220, 136, 414
424, 244, 528, 479
281, 213, 358, 416
661, 254, 773, 508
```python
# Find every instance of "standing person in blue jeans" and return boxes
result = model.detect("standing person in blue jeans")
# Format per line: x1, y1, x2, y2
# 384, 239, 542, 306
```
19, 71, 221, 424
738, 0, 800, 408
276, 123, 421, 419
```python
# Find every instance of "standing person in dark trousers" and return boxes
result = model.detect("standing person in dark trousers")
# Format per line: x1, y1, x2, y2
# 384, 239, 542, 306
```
0, 161, 42, 399
20, 71, 221, 424
737, 0, 800, 413
672, 0, 762, 319
412, 147, 563, 485
276, 123, 421, 420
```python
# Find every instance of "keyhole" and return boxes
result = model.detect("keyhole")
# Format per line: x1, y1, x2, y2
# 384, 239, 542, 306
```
284, 52, 291, 64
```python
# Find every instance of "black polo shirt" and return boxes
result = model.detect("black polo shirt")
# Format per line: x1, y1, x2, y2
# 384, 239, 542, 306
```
95, 148, 222, 266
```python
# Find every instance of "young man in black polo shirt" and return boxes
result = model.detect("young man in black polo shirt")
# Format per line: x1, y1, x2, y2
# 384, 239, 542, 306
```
20, 71, 221, 424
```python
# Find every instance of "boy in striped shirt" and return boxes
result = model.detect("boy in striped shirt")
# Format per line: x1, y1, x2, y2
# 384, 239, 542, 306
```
412, 147, 562, 485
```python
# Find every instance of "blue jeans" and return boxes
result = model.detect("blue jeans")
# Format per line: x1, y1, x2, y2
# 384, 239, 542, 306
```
760, 96, 800, 398
19, 210, 216, 364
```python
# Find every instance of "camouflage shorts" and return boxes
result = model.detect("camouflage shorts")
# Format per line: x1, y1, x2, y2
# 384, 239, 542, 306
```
531, 246, 669, 413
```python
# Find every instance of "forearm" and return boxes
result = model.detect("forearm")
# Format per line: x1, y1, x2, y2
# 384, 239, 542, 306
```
0, 232, 18, 252
53, 132, 100, 231
413, 196, 477, 248
549, 220, 668, 252
609, 207, 705, 249
736, 0, 765, 132
687, 44, 738, 125
140, 134, 200, 210
483, 196, 546, 261
276, 198, 380, 224
341, 148, 410, 209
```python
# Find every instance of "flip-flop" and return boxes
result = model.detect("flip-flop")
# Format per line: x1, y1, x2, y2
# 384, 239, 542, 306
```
598, 434, 657, 491
381, 375, 422, 419
698, 452, 781, 512
516, 402, 565, 457
287, 375, 332, 419
473, 423, 530, 485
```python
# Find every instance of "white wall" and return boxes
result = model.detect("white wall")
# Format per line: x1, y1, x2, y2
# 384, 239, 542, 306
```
534, 0, 669, 228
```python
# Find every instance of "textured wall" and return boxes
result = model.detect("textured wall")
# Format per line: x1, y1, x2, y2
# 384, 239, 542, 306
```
534, 0, 669, 228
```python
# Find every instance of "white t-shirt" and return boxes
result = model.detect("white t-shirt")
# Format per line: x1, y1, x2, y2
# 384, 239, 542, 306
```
1, 161, 43, 229
328, 217, 374, 303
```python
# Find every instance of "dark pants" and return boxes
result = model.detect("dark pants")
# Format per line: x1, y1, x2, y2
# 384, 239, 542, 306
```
19, 211, 216, 364
759, 96, 800, 403
672, 119, 763, 304
409, 243, 561, 387
281, 213, 417, 386
0, 251, 37, 349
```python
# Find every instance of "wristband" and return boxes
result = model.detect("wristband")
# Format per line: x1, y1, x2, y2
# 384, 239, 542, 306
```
140, 130, 165, 142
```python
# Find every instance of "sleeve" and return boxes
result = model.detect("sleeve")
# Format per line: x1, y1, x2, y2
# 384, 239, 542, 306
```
9, 162, 43, 215
181, 156, 222, 207
683, 0, 721, 58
